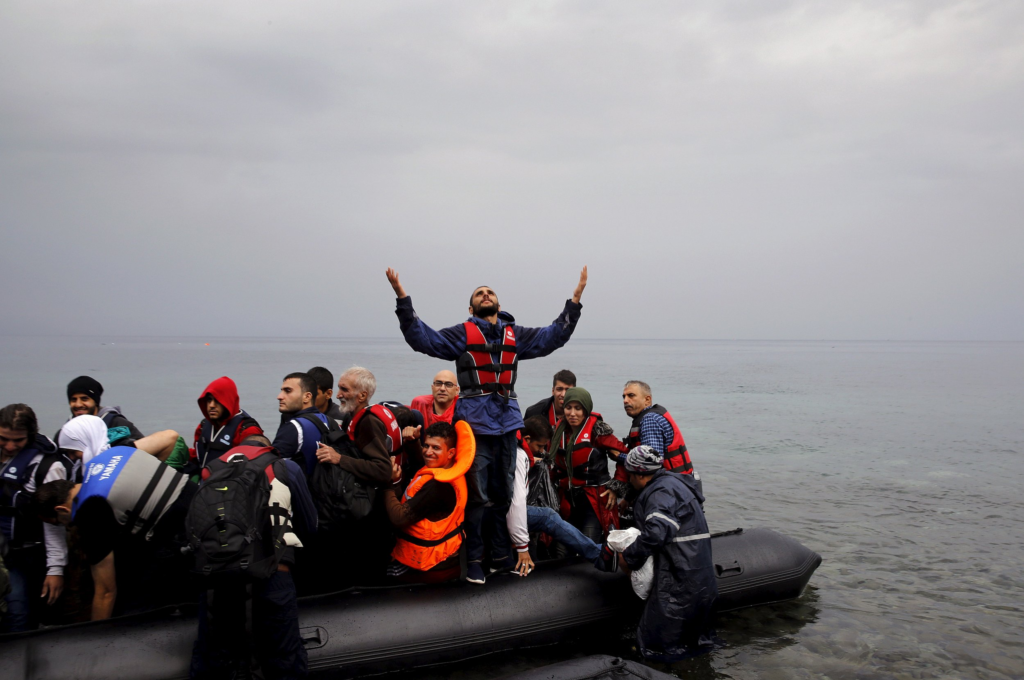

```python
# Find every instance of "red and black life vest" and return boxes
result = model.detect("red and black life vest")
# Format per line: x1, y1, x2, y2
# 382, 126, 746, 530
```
557, 414, 612, 489
455, 322, 518, 398
347, 404, 401, 454
195, 411, 259, 468
626, 405, 694, 474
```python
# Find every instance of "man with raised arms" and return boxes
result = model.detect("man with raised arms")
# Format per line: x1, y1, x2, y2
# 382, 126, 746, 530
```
385, 266, 588, 584
410, 370, 460, 428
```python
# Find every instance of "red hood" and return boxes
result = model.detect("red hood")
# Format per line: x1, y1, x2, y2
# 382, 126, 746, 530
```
198, 376, 240, 422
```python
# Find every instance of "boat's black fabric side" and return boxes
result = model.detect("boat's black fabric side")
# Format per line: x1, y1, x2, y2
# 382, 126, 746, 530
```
498, 655, 678, 680
302, 561, 637, 678
711, 527, 822, 613
0, 528, 821, 680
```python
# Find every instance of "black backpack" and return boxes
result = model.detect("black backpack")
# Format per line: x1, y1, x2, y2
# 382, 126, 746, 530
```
309, 430, 377, 530
185, 448, 289, 581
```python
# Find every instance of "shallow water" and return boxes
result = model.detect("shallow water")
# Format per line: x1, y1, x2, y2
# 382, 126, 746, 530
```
2, 336, 1022, 679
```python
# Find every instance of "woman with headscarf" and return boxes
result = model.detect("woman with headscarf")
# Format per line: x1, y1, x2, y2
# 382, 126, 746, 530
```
58, 415, 182, 477
547, 387, 628, 543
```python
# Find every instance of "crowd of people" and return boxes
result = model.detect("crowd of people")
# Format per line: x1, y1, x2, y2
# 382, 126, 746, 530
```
0, 269, 717, 677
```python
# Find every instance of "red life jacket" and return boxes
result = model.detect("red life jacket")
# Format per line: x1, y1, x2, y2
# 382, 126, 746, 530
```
626, 405, 694, 474
456, 322, 518, 398
557, 413, 612, 489
347, 404, 401, 454
545, 401, 558, 428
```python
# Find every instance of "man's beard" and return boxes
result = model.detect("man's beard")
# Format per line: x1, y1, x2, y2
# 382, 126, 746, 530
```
337, 398, 358, 417
473, 302, 499, 317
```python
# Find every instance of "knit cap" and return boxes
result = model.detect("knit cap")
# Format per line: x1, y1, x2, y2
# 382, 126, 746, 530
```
67, 375, 103, 402
624, 445, 663, 474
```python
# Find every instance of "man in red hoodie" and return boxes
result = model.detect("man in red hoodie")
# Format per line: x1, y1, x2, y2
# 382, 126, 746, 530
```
190, 377, 264, 472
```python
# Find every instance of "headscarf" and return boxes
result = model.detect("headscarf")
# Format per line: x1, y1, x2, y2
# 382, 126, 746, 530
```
624, 445, 664, 474
58, 414, 110, 466
547, 386, 594, 463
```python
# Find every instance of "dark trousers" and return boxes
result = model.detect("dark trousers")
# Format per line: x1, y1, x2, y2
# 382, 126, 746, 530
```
0, 547, 44, 633
463, 432, 517, 564
190, 571, 307, 680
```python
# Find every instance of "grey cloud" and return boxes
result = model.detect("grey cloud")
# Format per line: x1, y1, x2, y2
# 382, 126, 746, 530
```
1, 0, 1022, 340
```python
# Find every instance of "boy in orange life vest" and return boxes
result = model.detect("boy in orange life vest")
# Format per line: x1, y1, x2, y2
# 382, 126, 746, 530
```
383, 421, 475, 584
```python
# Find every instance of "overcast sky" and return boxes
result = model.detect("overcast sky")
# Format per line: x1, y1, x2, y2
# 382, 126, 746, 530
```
2, 1, 1022, 341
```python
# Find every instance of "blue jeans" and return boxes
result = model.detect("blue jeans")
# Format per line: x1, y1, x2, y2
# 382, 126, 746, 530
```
464, 432, 517, 563
190, 571, 307, 680
0, 547, 44, 633
527, 506, 601, 562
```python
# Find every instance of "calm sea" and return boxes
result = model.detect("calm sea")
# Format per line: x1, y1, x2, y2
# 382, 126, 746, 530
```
1, 336, 1022, 680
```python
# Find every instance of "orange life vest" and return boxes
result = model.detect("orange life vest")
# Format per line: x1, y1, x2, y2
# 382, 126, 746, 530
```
392, 420, 476, 571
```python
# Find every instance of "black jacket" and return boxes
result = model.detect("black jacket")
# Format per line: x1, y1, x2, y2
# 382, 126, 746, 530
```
623, 469, 716, 660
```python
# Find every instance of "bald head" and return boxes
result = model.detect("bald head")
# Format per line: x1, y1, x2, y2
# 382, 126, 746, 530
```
431, 370, 459, 410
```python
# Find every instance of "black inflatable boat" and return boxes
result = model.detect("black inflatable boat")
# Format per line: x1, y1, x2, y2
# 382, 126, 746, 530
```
500, 655, 678, 680
0, 527, 819, 679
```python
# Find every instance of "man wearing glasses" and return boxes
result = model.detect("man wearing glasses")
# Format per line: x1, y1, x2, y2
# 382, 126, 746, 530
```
410, 370, 460, 428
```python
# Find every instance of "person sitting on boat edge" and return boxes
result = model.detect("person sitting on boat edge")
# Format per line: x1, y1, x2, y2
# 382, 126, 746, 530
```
308, 366, 346, 425
188, 435, 316, 680
410, 370, 460, 429
620, 380, 701, 497
190, 376, 263, 478
547, 387, 628, 544
384, 421, 474, 584
35, 448, 196, 620
618, 445, 716, 662
385, 265, 588, 584
0, 404, 74, 632
524, 369, 577, 429
272, 372, 339, 478
506, 416, 617, 577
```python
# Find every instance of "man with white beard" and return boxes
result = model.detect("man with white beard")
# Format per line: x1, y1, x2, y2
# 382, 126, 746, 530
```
309, 366, 401, 587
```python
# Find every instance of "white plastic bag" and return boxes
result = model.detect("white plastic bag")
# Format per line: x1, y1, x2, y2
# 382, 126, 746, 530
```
606, 528, 654, 600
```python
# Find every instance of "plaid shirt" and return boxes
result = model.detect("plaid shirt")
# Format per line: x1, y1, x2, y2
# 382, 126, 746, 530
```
638, 407, 676, 455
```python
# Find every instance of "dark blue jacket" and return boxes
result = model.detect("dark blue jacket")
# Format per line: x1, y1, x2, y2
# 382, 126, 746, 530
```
272, 408, 333, 477
395, 296, 582, 435
623, 470, 717, 661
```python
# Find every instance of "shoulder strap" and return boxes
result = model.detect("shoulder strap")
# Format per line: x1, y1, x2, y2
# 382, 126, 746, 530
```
124, 461, 169, 534
296, 412, 333, 437
34, 452, 72, 489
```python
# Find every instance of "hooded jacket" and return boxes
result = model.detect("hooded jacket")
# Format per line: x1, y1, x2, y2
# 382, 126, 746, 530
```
623, 469, 717, 661
192, 377, 263, 468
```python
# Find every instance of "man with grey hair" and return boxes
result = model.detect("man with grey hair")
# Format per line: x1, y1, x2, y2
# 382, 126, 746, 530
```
620, 381, 699, 485
312, 367, 401, 586
315, 367, 396, 488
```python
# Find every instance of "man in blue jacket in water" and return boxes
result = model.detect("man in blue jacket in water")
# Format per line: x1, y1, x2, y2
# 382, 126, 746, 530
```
386, 266, 587, 584
619, 445, 717, 661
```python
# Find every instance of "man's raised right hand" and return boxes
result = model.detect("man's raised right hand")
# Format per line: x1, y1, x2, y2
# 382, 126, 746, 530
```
385, 268, 408, 299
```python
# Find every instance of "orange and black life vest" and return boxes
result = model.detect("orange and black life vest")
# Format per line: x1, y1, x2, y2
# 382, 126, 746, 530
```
455, 322, 518, 399
392, 421, 475, 571
557, 413, 612, 489
626, 405, 694, 474
347, 404, 401, 454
